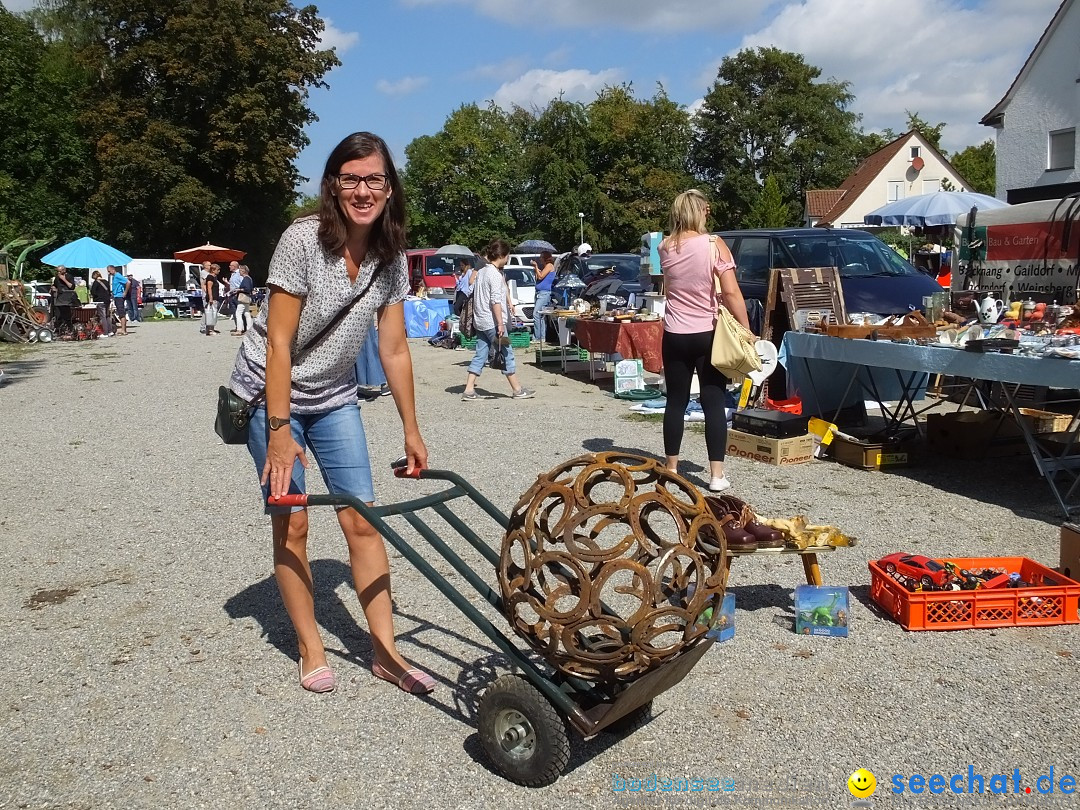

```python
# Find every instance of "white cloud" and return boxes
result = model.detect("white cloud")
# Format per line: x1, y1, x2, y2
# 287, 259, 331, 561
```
401, 0, 772, 32
0, 0, 36, 11
319, 19, 360, 53
734, 0, 1061, 153
375, 76, 430, 95
491, 68, 621, 110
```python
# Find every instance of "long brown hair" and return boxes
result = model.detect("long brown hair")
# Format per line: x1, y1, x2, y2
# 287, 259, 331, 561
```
316, 132, 407, 265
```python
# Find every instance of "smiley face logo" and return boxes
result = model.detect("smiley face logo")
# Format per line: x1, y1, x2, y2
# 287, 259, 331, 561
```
848, 769, 876, 798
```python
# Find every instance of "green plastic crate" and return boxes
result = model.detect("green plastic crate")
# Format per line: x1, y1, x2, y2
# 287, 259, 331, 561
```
459, 336, 477, 349
509, 330, 531, 348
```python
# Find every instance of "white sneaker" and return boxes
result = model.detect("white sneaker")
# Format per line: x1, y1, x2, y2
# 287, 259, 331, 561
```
708, 476, 731, 493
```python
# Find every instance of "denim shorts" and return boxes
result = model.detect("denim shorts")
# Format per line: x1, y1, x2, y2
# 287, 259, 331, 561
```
467, 327, 516, 376
247, 404, 374, 514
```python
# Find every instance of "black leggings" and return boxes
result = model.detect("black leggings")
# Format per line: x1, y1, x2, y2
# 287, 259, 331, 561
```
662, 329, 729, 461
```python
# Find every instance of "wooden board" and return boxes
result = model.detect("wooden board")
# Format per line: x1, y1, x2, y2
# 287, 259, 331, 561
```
778, 267, 848, 326
821, 311, 935, 339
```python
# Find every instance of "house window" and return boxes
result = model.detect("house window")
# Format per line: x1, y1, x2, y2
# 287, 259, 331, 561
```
887, 181, 905, 202
922, 178, 941, 193
1049, 128, 1075, 170
910, 146, 921, 159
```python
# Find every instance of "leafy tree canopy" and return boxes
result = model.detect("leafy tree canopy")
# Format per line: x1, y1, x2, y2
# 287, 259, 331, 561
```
26, 0, 338, 271
691, 47, 866, 229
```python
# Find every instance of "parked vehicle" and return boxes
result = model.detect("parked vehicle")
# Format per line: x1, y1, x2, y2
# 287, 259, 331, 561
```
714, 228, 942, 323
554, 253, 651, 304
407, 249, 480, 297
503, 265, 536, 324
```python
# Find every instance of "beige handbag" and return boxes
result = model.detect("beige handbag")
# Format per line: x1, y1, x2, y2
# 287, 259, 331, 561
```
708, 238, 761, 383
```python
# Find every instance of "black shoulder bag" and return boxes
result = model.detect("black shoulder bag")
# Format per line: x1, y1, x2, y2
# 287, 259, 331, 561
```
215, 264, 384, 445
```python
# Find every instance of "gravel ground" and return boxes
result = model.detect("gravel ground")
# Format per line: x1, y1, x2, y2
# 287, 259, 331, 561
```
1, 320, 1077, 810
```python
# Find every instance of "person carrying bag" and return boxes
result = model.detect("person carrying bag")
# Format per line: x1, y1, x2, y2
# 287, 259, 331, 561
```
659, 189, 755, 494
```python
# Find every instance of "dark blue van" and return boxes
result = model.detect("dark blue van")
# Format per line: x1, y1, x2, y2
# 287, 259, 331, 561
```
715, 228, 943, 323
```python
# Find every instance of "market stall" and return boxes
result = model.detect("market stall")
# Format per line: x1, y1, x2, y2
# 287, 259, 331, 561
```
572, 317, 663, 374
781, 331, 1080, 516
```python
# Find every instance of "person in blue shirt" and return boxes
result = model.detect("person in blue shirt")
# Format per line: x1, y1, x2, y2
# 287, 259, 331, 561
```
531, 249, 555, 343
452, 258, 474, 316
110, 265, 130, 335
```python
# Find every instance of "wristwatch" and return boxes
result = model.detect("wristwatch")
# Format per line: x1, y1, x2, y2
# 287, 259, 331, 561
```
268, 416, 291, 431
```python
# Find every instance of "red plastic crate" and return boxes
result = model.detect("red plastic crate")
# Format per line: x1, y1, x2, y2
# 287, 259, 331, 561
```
869, 556, 1080, 631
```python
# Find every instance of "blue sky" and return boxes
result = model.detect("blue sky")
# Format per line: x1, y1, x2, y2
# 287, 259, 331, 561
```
4, 0, 1063, 195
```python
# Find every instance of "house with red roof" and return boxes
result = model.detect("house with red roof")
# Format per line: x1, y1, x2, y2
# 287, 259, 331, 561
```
804, 130, 970, 228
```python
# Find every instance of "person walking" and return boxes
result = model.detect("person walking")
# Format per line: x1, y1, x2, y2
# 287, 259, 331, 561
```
229, 264, 255, 335
461, 239, 534, 402
90, 270, 113, 336
530, 249, 555, 344
110, 265, 130, 336
226, 131, 433, 695
659, 189, 752, 493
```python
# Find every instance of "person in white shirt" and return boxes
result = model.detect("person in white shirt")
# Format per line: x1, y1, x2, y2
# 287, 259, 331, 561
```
461, 238, 535, 402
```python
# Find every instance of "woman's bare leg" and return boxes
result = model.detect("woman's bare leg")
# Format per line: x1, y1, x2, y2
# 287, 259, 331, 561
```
272, 510, 327, 675
337, 506, 412, 677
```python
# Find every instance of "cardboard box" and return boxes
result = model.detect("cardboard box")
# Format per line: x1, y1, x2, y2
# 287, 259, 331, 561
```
726, 429, 815, 466
794, 585, 849, 637
925, 411, 1028, 459
1062, 523, 1080, 581
830, 434, 910, 470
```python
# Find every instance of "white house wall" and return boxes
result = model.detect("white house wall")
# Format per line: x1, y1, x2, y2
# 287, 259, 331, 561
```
994, 0, 1080, 197
834, 136, 968, 227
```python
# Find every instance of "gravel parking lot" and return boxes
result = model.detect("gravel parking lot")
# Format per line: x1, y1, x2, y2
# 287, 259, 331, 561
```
1, 320, 1076, 809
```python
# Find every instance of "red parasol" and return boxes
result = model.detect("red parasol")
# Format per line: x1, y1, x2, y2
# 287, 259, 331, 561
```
173, 243, 246, 263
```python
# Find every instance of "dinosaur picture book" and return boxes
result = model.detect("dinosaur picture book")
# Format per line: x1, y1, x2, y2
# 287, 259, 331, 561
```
794, 585, 849, 637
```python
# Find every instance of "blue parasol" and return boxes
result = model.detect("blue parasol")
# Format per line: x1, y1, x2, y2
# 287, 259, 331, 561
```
863, 191, 1009, 227
41, 236, 133, 268
516, 239, 557, 253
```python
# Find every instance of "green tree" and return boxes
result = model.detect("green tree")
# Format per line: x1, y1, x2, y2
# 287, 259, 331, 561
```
33, 0, 338, 268
949, 140, 995, 195
402, 103, 522, 248
875, 111, 946, 151
585, 83, 695, 249
743, 175, 792, 228
520, 97, 594, 251
691, 47, 865, 229
0, 8, 95, 250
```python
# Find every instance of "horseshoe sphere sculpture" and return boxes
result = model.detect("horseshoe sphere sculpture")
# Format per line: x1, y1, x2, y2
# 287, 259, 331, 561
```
498, 452, 729, 682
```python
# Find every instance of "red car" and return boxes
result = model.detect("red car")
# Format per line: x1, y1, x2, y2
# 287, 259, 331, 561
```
879, 553, 952, 588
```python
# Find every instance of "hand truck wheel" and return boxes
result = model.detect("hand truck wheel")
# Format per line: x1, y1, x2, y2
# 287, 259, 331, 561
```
477, 674, 570, 787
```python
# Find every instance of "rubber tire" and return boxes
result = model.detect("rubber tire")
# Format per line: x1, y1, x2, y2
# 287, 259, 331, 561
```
885, 562, 896, 574
31, 306, 49, 324
604, 700, 654, 736
920, 575, 934, 589
478, 674, 570, 787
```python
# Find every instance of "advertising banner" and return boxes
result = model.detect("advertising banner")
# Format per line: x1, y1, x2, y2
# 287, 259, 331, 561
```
954, 198, 1080, 304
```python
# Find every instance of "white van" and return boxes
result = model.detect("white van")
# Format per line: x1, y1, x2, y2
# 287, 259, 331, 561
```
126, 258, 197, 290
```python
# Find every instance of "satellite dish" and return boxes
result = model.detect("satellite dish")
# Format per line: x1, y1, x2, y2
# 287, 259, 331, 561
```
911, 156, 925, 171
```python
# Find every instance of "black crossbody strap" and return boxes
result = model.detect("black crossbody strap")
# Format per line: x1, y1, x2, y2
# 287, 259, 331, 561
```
246, 260, 385, 410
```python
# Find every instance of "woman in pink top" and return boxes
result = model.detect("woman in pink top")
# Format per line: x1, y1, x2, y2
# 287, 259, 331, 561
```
659, 189, 752, 493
